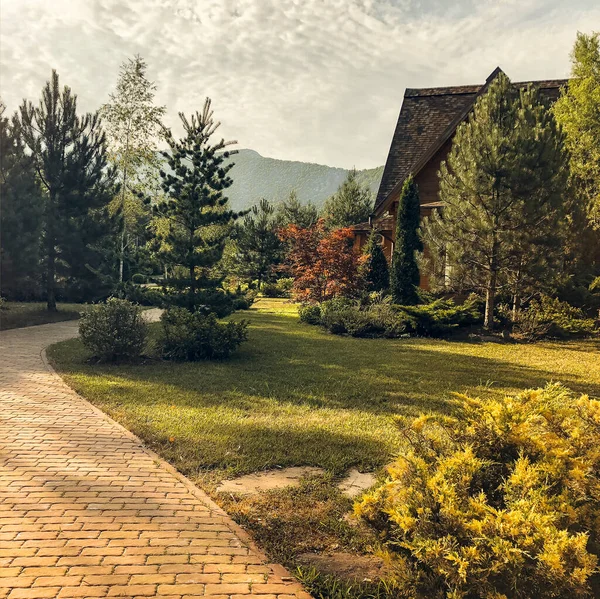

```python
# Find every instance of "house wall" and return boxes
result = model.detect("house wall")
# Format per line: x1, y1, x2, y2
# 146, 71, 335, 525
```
414, 140, 452, 206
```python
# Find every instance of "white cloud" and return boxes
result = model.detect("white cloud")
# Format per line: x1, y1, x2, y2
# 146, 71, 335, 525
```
0, 0, 597, 168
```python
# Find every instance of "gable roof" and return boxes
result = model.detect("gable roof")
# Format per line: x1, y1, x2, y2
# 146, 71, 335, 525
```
374, 69, 567, 215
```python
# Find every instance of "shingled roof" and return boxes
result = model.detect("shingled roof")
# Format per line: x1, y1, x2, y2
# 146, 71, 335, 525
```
374, 69, 567, 214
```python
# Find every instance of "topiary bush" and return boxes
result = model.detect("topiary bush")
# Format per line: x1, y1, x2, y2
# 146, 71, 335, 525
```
79, 298, 148, 362
355, 383, 600, 599
131, 273, 147, 285
158, 307, 248, 361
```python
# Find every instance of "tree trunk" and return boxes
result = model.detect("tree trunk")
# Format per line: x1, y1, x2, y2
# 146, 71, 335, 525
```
189, 264, 195, 311
119, 226, 126, 283
484, 269, 497, 331
46, 203, 57, 312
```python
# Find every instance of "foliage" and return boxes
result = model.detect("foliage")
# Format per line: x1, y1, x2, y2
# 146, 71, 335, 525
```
0, 101, 44, 300
323, 168, 374, 228
158, 307, 248, 361
554, 32, 600, 229
101, 55, 166, 283
298, 303, 323, 325
399, 296, 483, 337
391, 177, 422, 305
262, 277, 294, 298
280, 220, 365, 303
79, 298, 147, 362
362, 231, 390, 293
152, 98, 240, 311
19, 70, 117, 310
231, 289, 257, 310
422, 72, 569, 330
131, 273, 146, 284
356, 384, 600, 599
514, 295, 599, 341
276, 189, 320, 229
117, 282, 164, 306
233, 198, 282, 287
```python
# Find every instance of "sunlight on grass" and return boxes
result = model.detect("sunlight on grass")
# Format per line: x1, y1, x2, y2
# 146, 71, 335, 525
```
48, 298, 600, 483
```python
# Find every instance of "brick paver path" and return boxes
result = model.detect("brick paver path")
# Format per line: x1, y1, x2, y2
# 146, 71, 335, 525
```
0, 317, 311, 599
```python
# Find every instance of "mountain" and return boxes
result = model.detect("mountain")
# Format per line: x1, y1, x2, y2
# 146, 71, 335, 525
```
223, 149, 384, 211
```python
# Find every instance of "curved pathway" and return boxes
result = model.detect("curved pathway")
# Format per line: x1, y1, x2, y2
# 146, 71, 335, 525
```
0, 316, 310, 599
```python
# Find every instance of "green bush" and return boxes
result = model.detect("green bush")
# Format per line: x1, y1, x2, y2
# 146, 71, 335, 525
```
262, 278, 294, 298
398, 296, 483, 337
298, 303, 322, 325
356, 384, 600, 599
131, 273, 147, 285
79, 298, 148, 362
515, 295, 598, 340
119, 282, 164, 307
158, 307, 248, 361
232, 290, 257, 311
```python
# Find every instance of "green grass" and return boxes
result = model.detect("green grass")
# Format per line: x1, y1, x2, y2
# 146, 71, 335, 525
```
0, 301, 91, 330
48, 298, 600, 484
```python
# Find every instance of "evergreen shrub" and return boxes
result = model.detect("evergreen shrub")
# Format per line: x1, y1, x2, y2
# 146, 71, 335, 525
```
356, 384, 600, 599
158, 307, 248, 361
131, 273, 146, 284
515, 296, 598, 340
298, 304, 322, 325
262, 277, 294, 298
79, 298, 147, 362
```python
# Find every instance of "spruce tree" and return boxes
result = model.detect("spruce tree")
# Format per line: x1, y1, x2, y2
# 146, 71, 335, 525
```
390, 176, 422, 305
0, 101, 43, 298
323, 168, 373, 228
19, 71, 116, 310
234, 198, 282, 288
154, 98, 241, 312
276, 190, 319, 229
362, 230, 389, 293
422, 72, 568, 329
101, 55, 166, 282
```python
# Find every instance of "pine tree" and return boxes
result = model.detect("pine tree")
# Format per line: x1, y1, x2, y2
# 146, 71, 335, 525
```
390, 176, 422, 305
422, 72, 568, 329
19, 70, 116, 310
276, 190, 319, 229
362, 230, 389, 293
234, 198, 282, 288
101, 55, 166, 282
0, 101, 43, 298
154, 98, 241, 312
323, 168, 373, 228
554, 32, 600, 230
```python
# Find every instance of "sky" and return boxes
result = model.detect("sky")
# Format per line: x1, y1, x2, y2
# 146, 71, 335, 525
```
0, 0, 598, 169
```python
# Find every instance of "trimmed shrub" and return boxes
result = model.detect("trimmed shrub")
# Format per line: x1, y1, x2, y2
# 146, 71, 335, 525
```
515, 295, 598, 340
298, 303, 322, 325
158, 307, 248, 361
79, 298, 148, 362
131, 273, 147, 284
356, 384, 600, 599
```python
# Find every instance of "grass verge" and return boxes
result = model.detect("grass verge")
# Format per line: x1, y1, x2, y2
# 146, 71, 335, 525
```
0, 301, 91, 330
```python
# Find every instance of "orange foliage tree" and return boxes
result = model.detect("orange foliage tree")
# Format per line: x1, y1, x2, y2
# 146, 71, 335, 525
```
279, 220, 365, 302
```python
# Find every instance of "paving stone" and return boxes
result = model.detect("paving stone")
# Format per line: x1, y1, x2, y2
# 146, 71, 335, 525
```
216, 468, 324, 495
0, 315, 309, 598
337, 469, 377, 498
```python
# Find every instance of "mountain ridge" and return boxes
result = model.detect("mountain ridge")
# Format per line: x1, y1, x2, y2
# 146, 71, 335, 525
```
223, 149, 384, 211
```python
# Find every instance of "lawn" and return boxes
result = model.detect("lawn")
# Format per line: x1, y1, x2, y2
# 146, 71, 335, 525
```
0, 301, 91, 330
48, 297, 600, 481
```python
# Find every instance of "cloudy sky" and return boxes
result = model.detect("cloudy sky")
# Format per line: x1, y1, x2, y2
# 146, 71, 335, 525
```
0, 0, 597, 168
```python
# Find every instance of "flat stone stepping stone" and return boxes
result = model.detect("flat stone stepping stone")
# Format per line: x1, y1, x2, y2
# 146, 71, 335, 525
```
217, 466, 325, 494
338, 468, 377, 497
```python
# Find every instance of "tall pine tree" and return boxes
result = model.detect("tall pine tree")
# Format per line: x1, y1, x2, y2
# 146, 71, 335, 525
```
101, 55, 166, 282
422, 72, 568, 329
233, 198, 282, 288
323, 168, 373, 228
19, 70, 116, 310
154, 98, 241, 312
390, 176, 422, 305
362, 230, 389, 293
276, 190, 319, 229
0, 101, 43, 298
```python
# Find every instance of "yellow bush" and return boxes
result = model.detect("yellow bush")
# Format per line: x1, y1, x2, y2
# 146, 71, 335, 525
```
355, 384, 600, 599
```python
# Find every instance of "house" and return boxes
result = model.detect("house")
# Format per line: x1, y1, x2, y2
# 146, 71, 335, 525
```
352, 67, 567, 288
